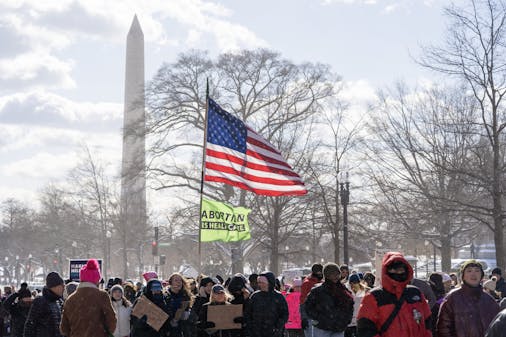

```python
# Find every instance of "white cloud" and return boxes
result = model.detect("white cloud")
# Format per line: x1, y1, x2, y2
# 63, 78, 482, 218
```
0, 0, 266, 92
341, 79, 378, 103
321, 0, 440, 11
0, 151, 79, 179
0, 52, 75, 91
0, 91, 122, 129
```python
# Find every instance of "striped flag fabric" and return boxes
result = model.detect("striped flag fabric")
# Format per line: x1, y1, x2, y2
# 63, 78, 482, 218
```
204, 98, 307, 196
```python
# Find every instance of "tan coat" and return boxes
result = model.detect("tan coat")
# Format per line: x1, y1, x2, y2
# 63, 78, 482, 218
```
60, 283, 117, 337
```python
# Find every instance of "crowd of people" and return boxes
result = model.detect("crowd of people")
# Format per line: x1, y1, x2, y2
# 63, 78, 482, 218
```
0, 253, 506, 337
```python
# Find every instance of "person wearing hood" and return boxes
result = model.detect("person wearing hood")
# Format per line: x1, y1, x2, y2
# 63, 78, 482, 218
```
436, 259, 500, 337
3, 283, 33, 337
24, 272, 64, 337
304, 263, 354, 337
357, 252, 432, 337
246, 271, 288, 337
131, 278, 171, 337
60, 259, 117, 337
110, 285, 132, 337
227, 274, 250, 337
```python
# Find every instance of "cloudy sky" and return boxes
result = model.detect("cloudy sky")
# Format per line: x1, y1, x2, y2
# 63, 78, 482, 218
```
0, 0, 450, 206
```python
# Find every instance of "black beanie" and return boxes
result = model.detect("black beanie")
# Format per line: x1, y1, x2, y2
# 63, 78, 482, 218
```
200, 276, 216, 288
18, 288, 32, 299
46, 272, 64, 288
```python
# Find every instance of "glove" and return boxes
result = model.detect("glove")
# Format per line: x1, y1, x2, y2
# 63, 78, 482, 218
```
140, 315, 148, 323
200, 321, 216, 329
233, 316, 244, 324
301, 318, 309, 330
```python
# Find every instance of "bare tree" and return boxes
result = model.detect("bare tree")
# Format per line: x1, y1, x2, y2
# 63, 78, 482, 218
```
308, 100, 362, 264
68, 146, 120, 279
365, 83, 481, 271
419, 0, 506, 268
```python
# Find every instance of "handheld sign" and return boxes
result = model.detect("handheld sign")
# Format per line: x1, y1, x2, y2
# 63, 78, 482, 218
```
131, 295, 169, 331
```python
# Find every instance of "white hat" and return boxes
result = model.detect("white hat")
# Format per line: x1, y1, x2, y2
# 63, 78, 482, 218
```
440, 273, 452, 283
483, 278, 497, 291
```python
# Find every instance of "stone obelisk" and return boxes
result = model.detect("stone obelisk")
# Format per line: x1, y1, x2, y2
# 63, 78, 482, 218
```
120, 15, 146, 279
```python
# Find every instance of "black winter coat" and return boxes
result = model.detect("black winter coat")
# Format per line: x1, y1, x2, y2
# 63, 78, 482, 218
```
304, 281, 354, 333
3, 293, 31, 337
245, 272, 288, 337
228, 295, 248, 337
485, 309, 506, 337
24, 287, 63, 337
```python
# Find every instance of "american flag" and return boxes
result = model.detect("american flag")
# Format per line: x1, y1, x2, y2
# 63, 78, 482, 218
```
204, 98, 307, 196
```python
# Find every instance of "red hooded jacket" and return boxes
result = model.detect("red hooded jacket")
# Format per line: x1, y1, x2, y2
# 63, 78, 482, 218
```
357, 252, 432, 337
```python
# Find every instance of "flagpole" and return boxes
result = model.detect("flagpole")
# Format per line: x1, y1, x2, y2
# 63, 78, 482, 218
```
198, 78, 210, 275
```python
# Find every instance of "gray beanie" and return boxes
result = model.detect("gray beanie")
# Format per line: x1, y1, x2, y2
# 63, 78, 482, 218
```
323, 263, 341, 279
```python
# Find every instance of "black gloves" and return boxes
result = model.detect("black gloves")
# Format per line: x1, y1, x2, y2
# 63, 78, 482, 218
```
233, 316, 244, 324
140, 315, 148, 323
301, 318, 309, 330
198, 321, 216, 329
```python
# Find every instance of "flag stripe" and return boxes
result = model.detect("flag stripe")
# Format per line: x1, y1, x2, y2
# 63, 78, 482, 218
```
206, 144, 299, 176
205, 174, 308, 196
205, 162, 304, 186
205, 167, 306, 191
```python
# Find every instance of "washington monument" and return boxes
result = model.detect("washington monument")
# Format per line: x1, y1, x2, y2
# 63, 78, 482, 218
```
120, 15, 146, 278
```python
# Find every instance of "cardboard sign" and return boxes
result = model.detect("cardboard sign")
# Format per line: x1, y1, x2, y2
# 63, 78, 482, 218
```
131, 295, 169, 331
207, 304, 243, 330
69, 259, 103, 281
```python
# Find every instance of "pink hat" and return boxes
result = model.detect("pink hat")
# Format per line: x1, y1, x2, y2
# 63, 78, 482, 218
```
80, 259, 101, 284
143, 271, 158, 282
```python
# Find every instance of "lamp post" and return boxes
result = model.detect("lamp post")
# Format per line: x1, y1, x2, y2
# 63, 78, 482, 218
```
340, 174, 350, 265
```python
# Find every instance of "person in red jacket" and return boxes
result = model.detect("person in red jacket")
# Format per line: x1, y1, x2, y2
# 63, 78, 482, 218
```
300, 263, 323, 336
357, 252, 432, 337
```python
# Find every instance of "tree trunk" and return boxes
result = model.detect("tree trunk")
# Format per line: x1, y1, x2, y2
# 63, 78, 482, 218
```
493, 132, 505, 269
231, 242, 243, 274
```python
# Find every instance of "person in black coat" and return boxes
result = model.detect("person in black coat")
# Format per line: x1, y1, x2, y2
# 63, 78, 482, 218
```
304, 263, 354, 336
227, 274, 250, 337
245, 271, 288, 337
485, 308, 506, 337
24, 272, 65, 337
131, 279, 172, 337
3, 284, 32, 337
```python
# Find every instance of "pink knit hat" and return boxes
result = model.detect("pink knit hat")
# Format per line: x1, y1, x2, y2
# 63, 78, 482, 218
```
80, 259, 101, 284
143, 271, 158, 282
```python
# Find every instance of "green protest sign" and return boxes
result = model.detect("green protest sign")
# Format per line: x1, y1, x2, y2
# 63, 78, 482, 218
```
201, 198, 251, 242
